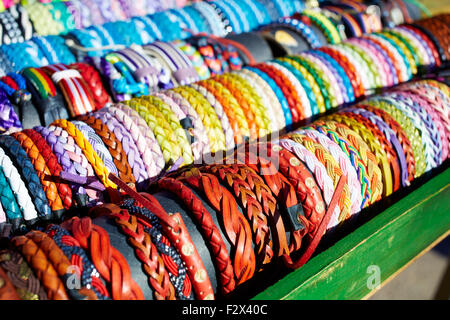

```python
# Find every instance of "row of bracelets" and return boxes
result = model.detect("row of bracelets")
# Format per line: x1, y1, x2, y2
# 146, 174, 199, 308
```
0, 13, 447, 234
0, 0, 432, 72
0, 75, 447, 300
0, 9, 447, 132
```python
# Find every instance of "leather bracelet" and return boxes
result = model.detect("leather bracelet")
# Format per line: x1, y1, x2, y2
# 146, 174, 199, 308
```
103, 104, 165, 178
52, 119, 117, 190
312, 120, 383, 204
236, 68, 285, 131
11, 131, 65, 217
197, 79, 249, 144
324, 113, 392, 197
0, 135, 52, 221
0, 264, 20, 299
25, 230, 98, 300
0, 161, 22, 231
122, 195, 213, 300
159, 91, 211, 159
10, 234, 69, 300
124, 98, 183, 166
201, 164, 273, 268
77, 115, 135, 187
46, 223, 110, 300
338, 111, 401, 193
61, 216, 145, 300
0, 249, 48, 300
401, 24, 441, 68
288, 133, 353, 222
157, 177, 235, 295
140, 95, 194, 165
178, 169, 255, 285
92, 111, 149, 187
69, 62, 111, 110
91, 204, 176, 300
171, 86, 226, 153
190, 83, 235, 150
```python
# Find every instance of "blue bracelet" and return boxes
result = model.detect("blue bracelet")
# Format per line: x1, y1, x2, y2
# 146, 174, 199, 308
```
1, 40, 49, 71
271, 59, 319, 116
168, 8, 199, 34
210, 0, 242, 34
244, 66, 293, 127
138, 15, 163, 41
130, 17, 157, 45
183, 6, 211, 34
192, 2, 227, 37
225, 0, 252, 32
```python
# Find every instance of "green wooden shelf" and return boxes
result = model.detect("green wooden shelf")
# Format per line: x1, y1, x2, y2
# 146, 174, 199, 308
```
253, 167, 450, 300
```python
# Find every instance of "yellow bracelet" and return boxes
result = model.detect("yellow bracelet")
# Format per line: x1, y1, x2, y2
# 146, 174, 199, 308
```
171, 86, 226, 153
141, 95, 194, 165
124, 99, 182, 165
51, 119, 116, 189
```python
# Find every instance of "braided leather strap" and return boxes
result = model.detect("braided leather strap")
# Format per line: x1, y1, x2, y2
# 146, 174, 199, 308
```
22, 129, 73, 210
190, 84, 235, 150
0, 135, 52, 221
0, 264, 20, 300
288, 133, 352, 222
179, 170, 255, 284
78, 115, 135, 186
141, 95, 194, 165
0, 249, 48, 300
197, 79, 249, 144
0, 164, 22, 228
11, 131, 64, 215
62, 216, 145, 300
361, 99, 426, 178
342, 108, 406, 189
25, 230, 98, 300
201, 164, 273, 267
124, 99, 182, 166
172, 86, 226, 153
316, 118, 384, 201
296, 129, 363, 214
325, 114, 393, 196
52, 119, 116, 189
10, 235, 69, 300
359, 105, 415, 184
0, 146, 38, 223
157, 177, 235, 294
92, 204, 176, 300
158, 91, 211, 160
236, 68, 285, 131
112, 103, 165, 176
92, 112, 149, 186
276, 138, 341, 229
69, 62, 111, 110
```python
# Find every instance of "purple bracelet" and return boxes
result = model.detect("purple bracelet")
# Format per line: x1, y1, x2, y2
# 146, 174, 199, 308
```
0, 89, 21, 133
345, 108, 409, 187
93, 111, 149, 187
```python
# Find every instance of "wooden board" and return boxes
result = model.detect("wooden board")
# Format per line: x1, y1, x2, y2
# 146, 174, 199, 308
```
253, 167, 450, 300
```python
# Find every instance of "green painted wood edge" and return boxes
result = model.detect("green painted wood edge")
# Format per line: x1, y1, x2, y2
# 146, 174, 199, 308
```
253, 168, 450, 300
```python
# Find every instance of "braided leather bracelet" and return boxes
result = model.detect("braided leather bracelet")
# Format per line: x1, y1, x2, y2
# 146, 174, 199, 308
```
11, 131, 65, 216
201, 164, 273, 268
172, 86, 226, 153
77, 115, 135, 186
61, 216, 145, 300
102, 104, 165, 178
196, 79, 249, 144
25, 230, 98, 300
22, 129, 73, 210
91, 204, 176, 300
0, 135, 52, 221
0, 264, 20, 299
10, 234, 69, 300
178, 169, 255, 285
288, 133, 353, 222
0, 249, 48, 300
157, 176, 235, 294
0, 163, 22, 230
158, 91, 211, 160
93, 111, 149, 186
